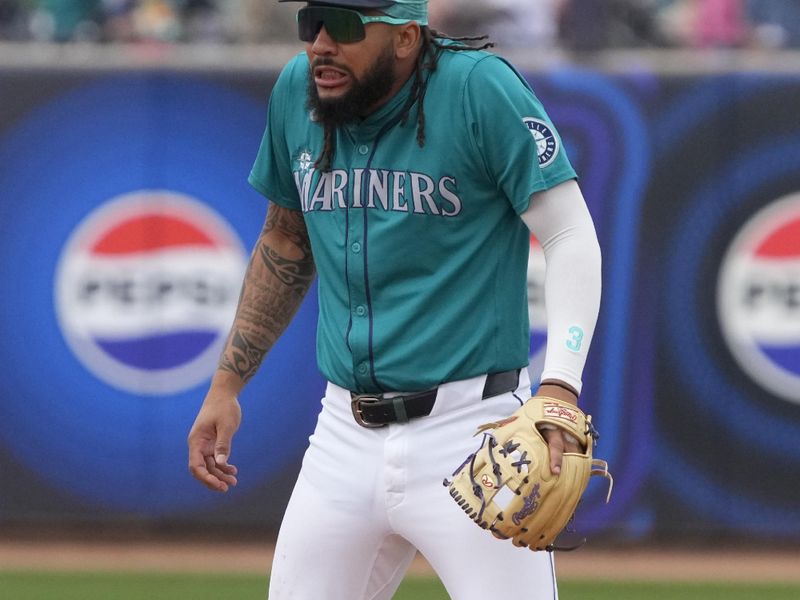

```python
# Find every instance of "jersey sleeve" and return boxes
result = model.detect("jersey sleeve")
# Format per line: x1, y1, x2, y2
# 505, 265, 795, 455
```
248, 56, 304, 210
463, 55, 576, 215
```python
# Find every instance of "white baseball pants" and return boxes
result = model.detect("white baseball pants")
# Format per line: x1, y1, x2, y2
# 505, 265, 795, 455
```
268, 371, 558, 599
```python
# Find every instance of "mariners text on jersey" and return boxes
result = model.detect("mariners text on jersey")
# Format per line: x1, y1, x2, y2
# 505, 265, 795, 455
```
294, 167, 463, 216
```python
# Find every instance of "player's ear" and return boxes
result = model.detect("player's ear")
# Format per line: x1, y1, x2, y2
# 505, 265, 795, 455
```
394, 21, 421, 60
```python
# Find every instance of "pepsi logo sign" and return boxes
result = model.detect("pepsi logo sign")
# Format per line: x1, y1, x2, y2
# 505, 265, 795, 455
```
55, 190, 247, 395
717, 193, 800, 404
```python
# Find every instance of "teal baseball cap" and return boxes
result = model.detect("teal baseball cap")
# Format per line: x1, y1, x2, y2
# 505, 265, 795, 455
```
279, 0, 429, 26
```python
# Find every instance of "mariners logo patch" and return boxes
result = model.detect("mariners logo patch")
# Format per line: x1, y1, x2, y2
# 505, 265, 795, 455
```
523, 118, 559, 167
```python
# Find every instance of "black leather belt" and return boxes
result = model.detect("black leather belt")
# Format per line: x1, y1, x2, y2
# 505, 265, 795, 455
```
350, 369, 521, 428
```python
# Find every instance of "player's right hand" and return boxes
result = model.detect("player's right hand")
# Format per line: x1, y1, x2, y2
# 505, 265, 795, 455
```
187, 394, 242, 492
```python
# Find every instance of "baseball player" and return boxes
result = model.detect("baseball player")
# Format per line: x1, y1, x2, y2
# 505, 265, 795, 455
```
187, 1, 602, 598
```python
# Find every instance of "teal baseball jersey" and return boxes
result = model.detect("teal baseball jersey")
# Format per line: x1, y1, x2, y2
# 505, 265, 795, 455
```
249, 48, 576, 393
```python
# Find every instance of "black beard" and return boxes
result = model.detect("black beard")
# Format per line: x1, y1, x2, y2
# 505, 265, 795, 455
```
307, 45, 397, 127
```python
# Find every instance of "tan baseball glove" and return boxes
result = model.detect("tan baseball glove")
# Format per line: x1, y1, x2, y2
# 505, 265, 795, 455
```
445, 396, 612, 551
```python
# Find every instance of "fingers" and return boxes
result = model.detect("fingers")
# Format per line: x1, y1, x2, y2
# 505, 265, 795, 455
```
188, 450, 239, 492
188, 446, 222, 492
562, 435, 581, 454
214, 421, 239, 467
204, 456, 239, 490
541, 428, 565, 475
540, 428, 582, 476
188, 431, 238, 493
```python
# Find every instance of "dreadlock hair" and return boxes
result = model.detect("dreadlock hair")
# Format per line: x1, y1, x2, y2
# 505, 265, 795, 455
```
315, 27, 494, 172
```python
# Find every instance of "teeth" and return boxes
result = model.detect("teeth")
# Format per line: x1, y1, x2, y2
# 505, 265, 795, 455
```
318, 69, 342, 80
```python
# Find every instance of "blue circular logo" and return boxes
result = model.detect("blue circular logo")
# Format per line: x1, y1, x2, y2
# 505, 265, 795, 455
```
523, 117, 559, 167
718, 193, 800, 404
55, 190, 247, 395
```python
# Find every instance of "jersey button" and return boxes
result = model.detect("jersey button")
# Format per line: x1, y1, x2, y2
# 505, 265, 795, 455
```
355, 305, 366, 316
358, 363, 368, 374
357, 144, 369, 155
351, 242, 361, 253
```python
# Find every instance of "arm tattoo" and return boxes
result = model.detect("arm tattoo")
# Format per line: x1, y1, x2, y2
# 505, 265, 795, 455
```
218, 205, 315, 383
259, 245, 316, 293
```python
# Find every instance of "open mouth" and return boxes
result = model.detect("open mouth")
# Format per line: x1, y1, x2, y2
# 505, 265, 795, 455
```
314, 66, 351, 90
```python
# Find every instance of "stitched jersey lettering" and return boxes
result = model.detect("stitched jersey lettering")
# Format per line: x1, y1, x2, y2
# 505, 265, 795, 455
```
294, 168, 463, 217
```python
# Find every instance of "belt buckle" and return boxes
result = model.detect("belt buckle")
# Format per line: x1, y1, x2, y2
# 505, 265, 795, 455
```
351, 394, 386, 429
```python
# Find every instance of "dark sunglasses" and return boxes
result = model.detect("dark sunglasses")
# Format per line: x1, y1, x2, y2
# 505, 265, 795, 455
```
297, 6, 408, 44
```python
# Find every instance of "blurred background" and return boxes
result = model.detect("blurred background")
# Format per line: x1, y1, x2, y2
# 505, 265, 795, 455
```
1, 0, 800, 594
0, 0, 798, 49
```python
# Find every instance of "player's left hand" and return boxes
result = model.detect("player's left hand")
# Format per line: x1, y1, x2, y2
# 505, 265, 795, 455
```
535, 382, 581, 475
445, 393, 612, 551
538, 423, 582, 475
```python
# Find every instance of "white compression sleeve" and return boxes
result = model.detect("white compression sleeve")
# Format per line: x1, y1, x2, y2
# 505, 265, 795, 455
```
520, 179, 601, 395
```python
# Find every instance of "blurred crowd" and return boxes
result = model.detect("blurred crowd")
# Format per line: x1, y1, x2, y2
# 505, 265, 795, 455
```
0, 0, 798, 49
